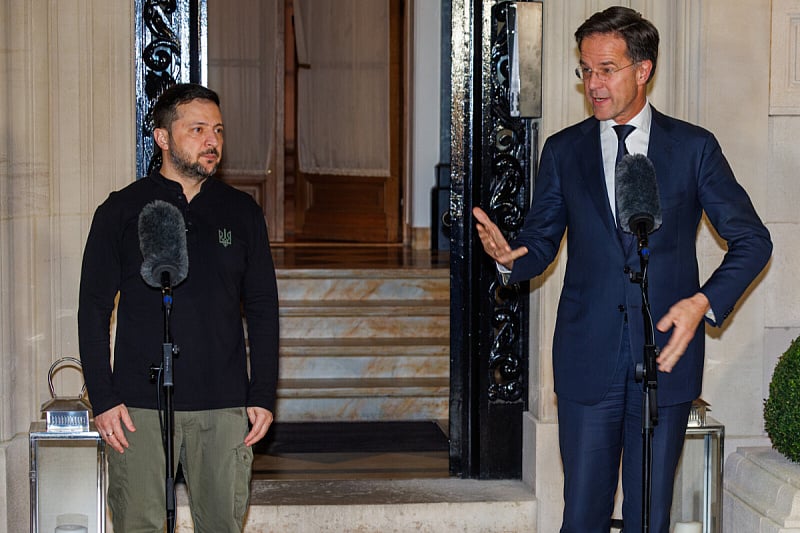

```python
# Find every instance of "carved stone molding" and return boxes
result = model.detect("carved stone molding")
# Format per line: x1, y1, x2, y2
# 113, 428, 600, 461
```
771, 0, 800, 114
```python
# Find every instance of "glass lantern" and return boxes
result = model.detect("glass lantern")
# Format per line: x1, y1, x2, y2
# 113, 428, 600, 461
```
29, 358, 106, 533
670, 399, 724, 533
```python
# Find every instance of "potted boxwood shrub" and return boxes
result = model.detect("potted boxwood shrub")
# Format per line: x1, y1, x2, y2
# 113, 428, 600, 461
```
764, 335, 800, 462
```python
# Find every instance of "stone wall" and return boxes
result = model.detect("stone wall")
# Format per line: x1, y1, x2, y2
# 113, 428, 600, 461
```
0, 1, 135, 530
725, 447, 800, 532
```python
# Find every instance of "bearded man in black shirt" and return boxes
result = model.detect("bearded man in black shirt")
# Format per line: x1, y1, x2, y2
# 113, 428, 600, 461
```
79, 83, 279, 532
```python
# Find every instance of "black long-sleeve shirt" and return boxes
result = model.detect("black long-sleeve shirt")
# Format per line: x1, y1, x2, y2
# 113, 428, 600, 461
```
78, 171, 279, 416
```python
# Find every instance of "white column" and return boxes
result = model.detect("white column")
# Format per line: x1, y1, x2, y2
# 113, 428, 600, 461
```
0, 1, 135, 530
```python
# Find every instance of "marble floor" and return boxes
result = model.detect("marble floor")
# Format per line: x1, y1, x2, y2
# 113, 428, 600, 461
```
252, 451, 449, 481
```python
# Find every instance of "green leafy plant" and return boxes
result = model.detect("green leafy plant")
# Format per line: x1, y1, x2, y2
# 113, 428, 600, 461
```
764, 336, 800, 462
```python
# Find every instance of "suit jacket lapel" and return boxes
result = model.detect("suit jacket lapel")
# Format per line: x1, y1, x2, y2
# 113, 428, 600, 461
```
574, 111, 678, 256
647, 108, 679, 197
576, 119, 618, 238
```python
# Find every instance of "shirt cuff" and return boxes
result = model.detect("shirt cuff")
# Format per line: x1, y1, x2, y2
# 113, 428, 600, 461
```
496, 262, 512, 285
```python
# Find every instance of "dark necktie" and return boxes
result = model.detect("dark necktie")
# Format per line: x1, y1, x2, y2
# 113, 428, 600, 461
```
613, 124, 636, 246
613, 124, 635, 163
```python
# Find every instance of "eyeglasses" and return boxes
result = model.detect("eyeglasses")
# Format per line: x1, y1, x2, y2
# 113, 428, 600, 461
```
575, 63, 636, 82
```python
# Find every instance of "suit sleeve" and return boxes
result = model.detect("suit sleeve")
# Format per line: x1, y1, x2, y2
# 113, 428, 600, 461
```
508, 139, 568, 284
695, 134, 772, 326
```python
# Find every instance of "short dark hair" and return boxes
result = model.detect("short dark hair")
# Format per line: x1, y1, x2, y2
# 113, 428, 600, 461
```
152, 83, 220, 131
575, 6, 659, 82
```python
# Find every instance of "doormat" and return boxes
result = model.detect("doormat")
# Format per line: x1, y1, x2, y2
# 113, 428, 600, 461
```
254, 421, 449, 455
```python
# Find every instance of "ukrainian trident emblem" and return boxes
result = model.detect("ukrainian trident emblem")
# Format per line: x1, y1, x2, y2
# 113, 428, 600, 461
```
218, 228, 232, 247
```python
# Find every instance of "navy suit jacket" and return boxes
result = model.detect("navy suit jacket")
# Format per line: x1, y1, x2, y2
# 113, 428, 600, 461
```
508, 107, 772, 406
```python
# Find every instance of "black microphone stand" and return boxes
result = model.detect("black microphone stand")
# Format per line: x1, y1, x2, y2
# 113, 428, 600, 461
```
629, 219, 658, 533
150, 271, 179, 533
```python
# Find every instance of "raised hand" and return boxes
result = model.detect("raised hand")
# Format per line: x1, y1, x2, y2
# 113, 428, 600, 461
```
473, 207, 528, 270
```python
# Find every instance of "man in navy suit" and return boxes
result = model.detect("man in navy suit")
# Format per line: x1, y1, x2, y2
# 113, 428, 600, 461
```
474, 6, 772, 532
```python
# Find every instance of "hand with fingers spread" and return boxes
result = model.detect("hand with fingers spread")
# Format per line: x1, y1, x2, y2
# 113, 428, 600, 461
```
655, 292, 710, 373
95, 403, 136, 454
472, 207, 528, 270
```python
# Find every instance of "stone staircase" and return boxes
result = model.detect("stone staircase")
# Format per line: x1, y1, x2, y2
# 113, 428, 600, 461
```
274, 267, 450, 423
176, 478, 537, 532
172, 264, 540, 532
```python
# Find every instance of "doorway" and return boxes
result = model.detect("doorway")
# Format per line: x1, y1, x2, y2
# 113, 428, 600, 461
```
285, 0, 404, 242
207, 0, 405, 244
204, 0, 446, 480
134, 0, 462, 482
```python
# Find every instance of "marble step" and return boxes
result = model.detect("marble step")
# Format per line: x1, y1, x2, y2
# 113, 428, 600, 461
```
278, 377, 449, 397
275, 337, 450, 421
279, 300, 449, 340
176, 478, 537, 532
280, 299, 450, 316
280, 314, 449, 340
275, 395, 447, 422
274, 269, 450, 422
276, 269, 449, 302
279, 338, 449, 379
275, 378, 449, 421
280, 336, 450, 354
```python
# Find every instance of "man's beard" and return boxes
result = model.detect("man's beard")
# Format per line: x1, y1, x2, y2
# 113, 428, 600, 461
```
169, 147, 220, 180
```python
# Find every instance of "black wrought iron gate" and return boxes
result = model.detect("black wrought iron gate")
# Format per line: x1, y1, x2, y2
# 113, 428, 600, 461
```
449, 0, 541, 479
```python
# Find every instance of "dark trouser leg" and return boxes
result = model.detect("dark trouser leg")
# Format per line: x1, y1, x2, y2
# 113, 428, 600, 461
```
621, 394, 692, 533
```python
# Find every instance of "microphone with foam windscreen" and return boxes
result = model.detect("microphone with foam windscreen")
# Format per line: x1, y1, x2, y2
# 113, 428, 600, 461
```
138, 200, 189, 288
615, 153, 662, 244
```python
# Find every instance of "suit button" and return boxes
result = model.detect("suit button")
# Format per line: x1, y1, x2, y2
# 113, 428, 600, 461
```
623, 266, 632, 274
618, 305, 626, 312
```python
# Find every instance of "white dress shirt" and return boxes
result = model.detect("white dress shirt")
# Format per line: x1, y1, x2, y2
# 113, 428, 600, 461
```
600, 102, 652, 223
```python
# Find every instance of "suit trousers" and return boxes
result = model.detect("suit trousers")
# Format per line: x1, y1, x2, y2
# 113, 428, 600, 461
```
557, 324, 692, 533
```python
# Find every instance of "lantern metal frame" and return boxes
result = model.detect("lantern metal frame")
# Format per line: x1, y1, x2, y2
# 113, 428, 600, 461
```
680, 416, 724, 533
671, 399, 724, 533
29, 421, 106, 533
30, 358, 106, 533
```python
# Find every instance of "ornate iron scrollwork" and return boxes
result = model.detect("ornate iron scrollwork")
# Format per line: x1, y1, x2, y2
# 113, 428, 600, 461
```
136, 0, 182, 176
142, 1, 181, 101
486, 2, 532, 404
135, 0, 205, 177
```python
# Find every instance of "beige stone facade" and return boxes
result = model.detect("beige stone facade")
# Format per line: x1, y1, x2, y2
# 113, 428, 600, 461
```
0, 1, 794, 531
